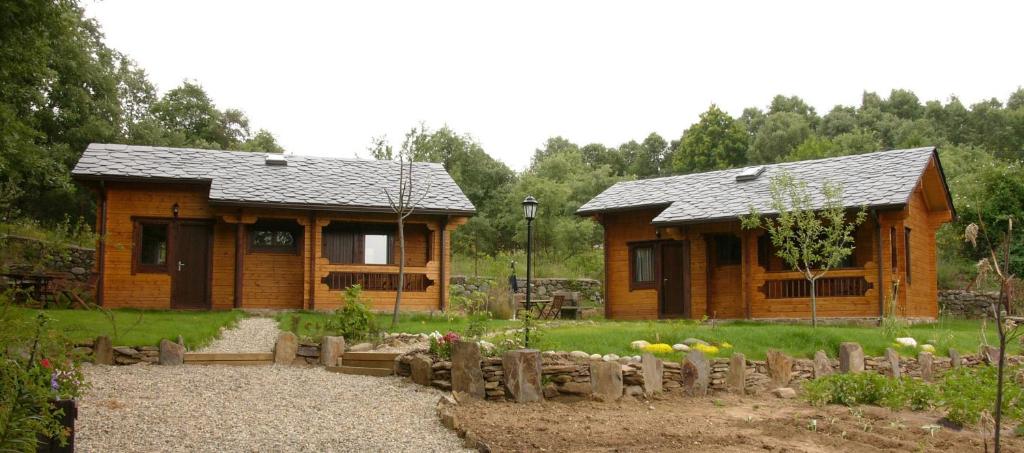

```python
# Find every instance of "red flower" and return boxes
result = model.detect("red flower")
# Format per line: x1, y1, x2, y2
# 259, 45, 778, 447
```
40, 358, 52, 369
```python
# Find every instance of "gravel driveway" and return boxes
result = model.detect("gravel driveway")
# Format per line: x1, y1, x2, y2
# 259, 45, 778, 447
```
77, 364, 469, 452
196, 317, 281, 353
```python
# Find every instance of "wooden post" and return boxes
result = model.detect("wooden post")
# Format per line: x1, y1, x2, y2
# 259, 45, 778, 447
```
308, 211, 316, 310
741, 230, 751, 319
234, 221, 244, 309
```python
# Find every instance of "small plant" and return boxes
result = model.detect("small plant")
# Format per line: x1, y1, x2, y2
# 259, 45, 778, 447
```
940, 365, 1024, 427
428, 331, 460, 359
880, 279, 908, 339
321, 285, 378, 342
642, 343, 674, 354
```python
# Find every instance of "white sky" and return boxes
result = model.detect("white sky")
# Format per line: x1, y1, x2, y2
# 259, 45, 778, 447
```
84, 0, 1024, 170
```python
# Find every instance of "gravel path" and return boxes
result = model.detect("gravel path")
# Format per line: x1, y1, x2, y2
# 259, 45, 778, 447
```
196, 317, 280, 353
77, 364, 469, 452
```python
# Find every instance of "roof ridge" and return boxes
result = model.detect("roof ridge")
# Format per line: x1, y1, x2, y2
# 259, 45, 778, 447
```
86, 143, 444, 167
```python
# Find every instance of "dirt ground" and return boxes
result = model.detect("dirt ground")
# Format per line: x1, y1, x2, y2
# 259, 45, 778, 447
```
452, 393, 1024, 452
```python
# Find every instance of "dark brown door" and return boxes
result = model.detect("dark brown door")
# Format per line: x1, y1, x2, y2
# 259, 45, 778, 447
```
660, 241, 690, 318
171, 223, 212, 309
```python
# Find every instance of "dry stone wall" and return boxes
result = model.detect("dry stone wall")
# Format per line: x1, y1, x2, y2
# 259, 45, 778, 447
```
939, 290, 1001, 318
450, 276, 603, 306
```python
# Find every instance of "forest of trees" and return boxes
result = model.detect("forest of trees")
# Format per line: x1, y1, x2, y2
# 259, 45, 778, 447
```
3, 0, 1022, 286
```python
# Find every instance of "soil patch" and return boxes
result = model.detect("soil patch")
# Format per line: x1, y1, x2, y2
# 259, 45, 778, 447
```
452, 393, 1023, 452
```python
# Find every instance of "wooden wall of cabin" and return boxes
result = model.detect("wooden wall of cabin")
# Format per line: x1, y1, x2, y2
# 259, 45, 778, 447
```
100, 182, 236, 309
602, 209, 663, 319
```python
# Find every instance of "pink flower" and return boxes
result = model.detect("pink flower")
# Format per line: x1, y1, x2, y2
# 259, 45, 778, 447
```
40, 358, 52, 369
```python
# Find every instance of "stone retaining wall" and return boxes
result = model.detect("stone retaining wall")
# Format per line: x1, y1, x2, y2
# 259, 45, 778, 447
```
1, 234, 95, 282
397, 345, 1020, 401
939, 290, 1001, 318
450, 276, 603, 305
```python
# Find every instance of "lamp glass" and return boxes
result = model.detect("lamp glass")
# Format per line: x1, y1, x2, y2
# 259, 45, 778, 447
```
522, 196, 538, 220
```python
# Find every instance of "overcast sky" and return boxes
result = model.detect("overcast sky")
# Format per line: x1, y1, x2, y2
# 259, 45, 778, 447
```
84, 1, 1023, 170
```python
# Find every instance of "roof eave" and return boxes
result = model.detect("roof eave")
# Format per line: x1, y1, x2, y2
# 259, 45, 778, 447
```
575, 202, 674, 217
208, 199, 476, 217
650, 202, 908, 227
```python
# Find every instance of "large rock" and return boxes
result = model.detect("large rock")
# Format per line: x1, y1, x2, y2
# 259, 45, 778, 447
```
681, 350, 710, 396
772, 387, 797, 399
320, 336, 345, 367
838, 342, 864, 373
557, 381, 591, 395
641, 353, 663, 396
411, 354, 433, 386
980, 345, 1000, 365
949, 348, 961, 368
813, 350, 832, 378
590, 360, 624, 402
93, 335, 113, 365
158, 339, 184, 365
918, 352, 934, 382
502, 349, 543, 403
766, 349, 793, 389
451, 341, 486, 400
727, 353, 746, 394
274, 332, 298, 365
885, 348, 901, 378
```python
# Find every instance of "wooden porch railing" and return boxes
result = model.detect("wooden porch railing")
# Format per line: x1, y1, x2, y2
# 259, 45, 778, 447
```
321, 272, 434, 292
759, 276, 872, 299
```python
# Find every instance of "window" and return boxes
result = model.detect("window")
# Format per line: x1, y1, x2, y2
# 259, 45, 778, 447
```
890, 227, 898, 271
714, 235, 741, 266
248, 220, 301, 254
134, 221, 169, 273
322, 223, 395, 265
629, 243, 655, 290
904, 227, 912, 284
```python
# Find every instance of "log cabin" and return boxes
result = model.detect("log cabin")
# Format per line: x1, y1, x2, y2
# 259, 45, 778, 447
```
577, 147, 954, 321
72, 143, 475, 311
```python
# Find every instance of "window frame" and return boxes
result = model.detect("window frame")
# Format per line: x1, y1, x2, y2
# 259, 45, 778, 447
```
132, 219, 172, 274
321, 223, 397, 266
628, 241, 657, 291
904, 227, 912, 285
712, 234, 742, 267
247, 220, 303, 255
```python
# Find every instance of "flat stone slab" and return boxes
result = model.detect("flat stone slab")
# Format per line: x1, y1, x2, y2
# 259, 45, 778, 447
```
502, 349, 542, 403
885, 348, 901, 378
273, 332, 298, 365
681, 350, 710, 396
410, 354, 433, 386
451, 341, 486, 399
766, 349, 792, 389
321, 336, 345, 367
813, 350, 832, 378
839, 342, 864, 373
590, 360, 624, 401
727, 353, 746, 394
93, 335, 113, 365
159, 339, 184, 366
641, 353, 663, 396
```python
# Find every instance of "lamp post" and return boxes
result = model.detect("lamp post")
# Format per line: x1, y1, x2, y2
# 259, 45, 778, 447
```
521, 195, 538, 348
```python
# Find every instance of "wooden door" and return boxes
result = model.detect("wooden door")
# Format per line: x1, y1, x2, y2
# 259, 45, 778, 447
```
660, 241, 690, 318
171, 223, 212, 309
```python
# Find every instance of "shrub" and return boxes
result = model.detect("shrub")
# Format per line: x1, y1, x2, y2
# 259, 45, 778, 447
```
321, 285, 378, 342
804, 372, 890, 406
940, 365, 1024, 426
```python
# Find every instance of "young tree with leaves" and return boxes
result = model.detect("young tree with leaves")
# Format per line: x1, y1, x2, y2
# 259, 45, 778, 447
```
383, 130, 431, 328
740, 172, 866, 327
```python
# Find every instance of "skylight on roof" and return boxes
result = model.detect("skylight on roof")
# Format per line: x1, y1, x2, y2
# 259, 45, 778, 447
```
735, 166, 765, 182
265, 154, 287, 166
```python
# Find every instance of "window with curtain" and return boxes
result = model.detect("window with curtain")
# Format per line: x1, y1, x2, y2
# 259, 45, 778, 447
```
630, 243, 655, 290
321, 223, 395, 265
135, 221, 169, 273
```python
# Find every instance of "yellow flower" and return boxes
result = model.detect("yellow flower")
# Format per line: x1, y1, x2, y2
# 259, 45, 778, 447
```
643, 343, 674, 354
693, 343, 720, 355
721, 342, 733, 349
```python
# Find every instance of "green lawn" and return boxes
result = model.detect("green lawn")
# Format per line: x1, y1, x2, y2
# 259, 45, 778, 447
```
275, 310, 517, 340
7, 307, 246, 349
530, 318, 1009, 361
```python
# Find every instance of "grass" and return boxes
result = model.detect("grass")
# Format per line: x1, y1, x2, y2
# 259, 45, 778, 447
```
530, 318, 1012, 361
7, 307, 247, 349
274, 311, 518, 340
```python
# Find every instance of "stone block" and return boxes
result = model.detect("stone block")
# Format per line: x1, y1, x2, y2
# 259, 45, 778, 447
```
502, 349, 543, 403
451, 341, 486, 400
771, 387, 796, 399
981, 345, 1000, 365
918, 351, 934, 382
948, 348, 961, 368
727, 353, 746, 394
813, 350, 832, 378
766, 349, 793, 389
320, 336, 345, 367
885, 348, 901, 378
411, 354, 433, 386
839, 342, 864, 373
681, 350, 710, 396
158, 339, 184, 365
93, 335, 113, 365
590, 360, 624, 402
274, 332, 298, 365
641, 353, 663, 396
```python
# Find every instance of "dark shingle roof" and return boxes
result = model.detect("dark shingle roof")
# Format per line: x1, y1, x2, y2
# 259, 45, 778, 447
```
73, 143, 476, 215
577, 147, 941, 225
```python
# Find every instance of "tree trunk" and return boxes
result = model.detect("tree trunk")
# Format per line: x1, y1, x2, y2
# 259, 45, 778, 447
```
809, 278, 818, 328
392, 215, 405, 328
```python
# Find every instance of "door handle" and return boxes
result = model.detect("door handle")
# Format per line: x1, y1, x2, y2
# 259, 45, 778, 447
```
177, 261, 185, 271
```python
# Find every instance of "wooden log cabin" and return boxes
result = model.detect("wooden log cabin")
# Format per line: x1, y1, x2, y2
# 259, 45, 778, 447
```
72, 143, 475, 311
577, 147, 954, 321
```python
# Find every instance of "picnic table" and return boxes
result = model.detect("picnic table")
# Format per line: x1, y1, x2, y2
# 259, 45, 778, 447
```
2, 271, 58, 305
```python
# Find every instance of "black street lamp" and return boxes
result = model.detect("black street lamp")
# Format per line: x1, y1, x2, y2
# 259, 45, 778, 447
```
522, 195, 538, 348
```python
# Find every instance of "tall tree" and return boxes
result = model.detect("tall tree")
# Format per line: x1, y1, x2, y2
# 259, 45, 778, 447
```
749, 112, 812, 163
383, 129, 431, 326
671, 104, 748, 174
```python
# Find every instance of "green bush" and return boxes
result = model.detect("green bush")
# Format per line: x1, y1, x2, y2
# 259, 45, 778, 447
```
804, 372, 937, 410
321, 285, 379, 343
939, 365, 1024, 426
